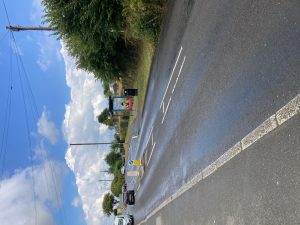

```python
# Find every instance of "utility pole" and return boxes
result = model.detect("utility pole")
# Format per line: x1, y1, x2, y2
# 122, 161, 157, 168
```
70, 142, 127, 146
6, 25, 53, 32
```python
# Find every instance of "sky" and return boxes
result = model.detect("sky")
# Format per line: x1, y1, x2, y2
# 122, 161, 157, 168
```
0, 0, 114, 224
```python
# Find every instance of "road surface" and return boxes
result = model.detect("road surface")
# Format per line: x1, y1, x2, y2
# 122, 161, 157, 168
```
125, 0, 300, 224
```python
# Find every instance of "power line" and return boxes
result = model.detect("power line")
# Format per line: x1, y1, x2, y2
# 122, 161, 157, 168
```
0, 36, 13, 183
1, 3, 70, 225
13, 36, 38, 225
1, 0, 11, 25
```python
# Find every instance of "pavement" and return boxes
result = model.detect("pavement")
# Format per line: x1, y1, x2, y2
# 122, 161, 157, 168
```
124, 0, 300, 224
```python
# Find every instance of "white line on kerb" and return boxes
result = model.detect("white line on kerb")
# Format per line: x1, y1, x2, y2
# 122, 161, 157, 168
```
162, 96, 172, 124
147, 142, 156, 167
160, 47, 183, 109
137, 93, 300, 225
172, 56, 186, 94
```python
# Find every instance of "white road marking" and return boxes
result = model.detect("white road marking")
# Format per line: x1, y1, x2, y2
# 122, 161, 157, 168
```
161, 96, 172, 124
145, 125, 154, 147
137, 93, 300, 225
147, 142, 156, 167
160, 47, 183, 109
137, 184, 140, 192
276, 95, 300, 125
132, 135, 138, 139
172, 56, 186, 94
151, 134, 154, 146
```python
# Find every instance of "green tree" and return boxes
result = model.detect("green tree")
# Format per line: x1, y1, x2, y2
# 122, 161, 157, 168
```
102, 193, 115, 216
103, 81, 113, 97
97, 108, 115, 127
111, 172, 124, 196
42, 0, 134, 81
105, 151, 121, 168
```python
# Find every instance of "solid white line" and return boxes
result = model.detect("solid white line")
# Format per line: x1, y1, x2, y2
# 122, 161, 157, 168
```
160, 47, 183, 109
137, 93, 300, 225
172, 56, 186, 94
147, 142, 156, 167
162, 97, 172, 124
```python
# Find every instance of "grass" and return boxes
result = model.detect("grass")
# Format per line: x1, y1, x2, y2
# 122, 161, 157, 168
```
116, 0, 166, 150
117, 40, 154, 148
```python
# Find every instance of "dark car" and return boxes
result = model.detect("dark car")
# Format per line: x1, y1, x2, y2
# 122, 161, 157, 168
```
123, 190, 135, 205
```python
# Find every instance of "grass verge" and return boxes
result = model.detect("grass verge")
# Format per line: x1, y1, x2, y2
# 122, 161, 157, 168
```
118, 40, 155, 148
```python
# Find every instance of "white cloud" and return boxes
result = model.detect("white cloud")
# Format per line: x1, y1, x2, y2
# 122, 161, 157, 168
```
72, 196, 82, 208
60, 44, 114, 225
30, 0, 42, 23
0, 160, 67, 225
10, 40, 23, 56
30, 0, 61, 72
37, 108, 59, 145
34, 140, 48, 161
36, 33, 59, 72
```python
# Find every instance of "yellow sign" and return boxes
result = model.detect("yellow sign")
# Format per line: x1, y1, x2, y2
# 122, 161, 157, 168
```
128, 159, 142, 166
133, 160, 142, 166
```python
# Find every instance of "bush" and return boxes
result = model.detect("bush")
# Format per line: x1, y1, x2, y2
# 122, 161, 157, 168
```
111, 172, 124, 196
102, 193, 115, 216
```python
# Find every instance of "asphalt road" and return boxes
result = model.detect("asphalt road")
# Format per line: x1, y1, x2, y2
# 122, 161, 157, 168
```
141, 114, 300, 225
125, 0, 300, 223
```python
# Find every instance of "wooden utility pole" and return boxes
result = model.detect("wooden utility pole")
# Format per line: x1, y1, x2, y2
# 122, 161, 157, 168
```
70, 142, 127, 146
6, 25, 53, 31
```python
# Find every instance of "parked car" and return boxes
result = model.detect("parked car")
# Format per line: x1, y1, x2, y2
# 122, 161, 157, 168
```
120, 189, 135, 207
114, 214, 134, 225
120, 166, 125, 174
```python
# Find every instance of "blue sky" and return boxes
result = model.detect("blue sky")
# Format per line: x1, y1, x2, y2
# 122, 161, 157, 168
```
0, 1, 114, 224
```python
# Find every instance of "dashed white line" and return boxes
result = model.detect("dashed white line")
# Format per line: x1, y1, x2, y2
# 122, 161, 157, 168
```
137, 184, 141, 192
145, 126, 154, 147
160, 47, 183, 109
172, 56, 186, 94
137, 93, 300, 225
162, 96, 172, 124
132, 135, 138, 139
147, 142, 156, 167
151, 134, 154, 146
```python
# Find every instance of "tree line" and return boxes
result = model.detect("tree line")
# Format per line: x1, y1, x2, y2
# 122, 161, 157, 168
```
42, 0, 166, 83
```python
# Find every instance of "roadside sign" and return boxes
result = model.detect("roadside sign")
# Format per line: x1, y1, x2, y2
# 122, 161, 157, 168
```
127, 171, 139, 177
109, 96, 134, 111
128, 159, 142, 166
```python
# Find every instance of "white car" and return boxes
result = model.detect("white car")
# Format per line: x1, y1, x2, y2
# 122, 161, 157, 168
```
120, 166, 125, 174
114, 215, 134, 225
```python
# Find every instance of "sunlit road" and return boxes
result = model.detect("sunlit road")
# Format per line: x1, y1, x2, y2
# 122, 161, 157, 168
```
125, 0, 300, 224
